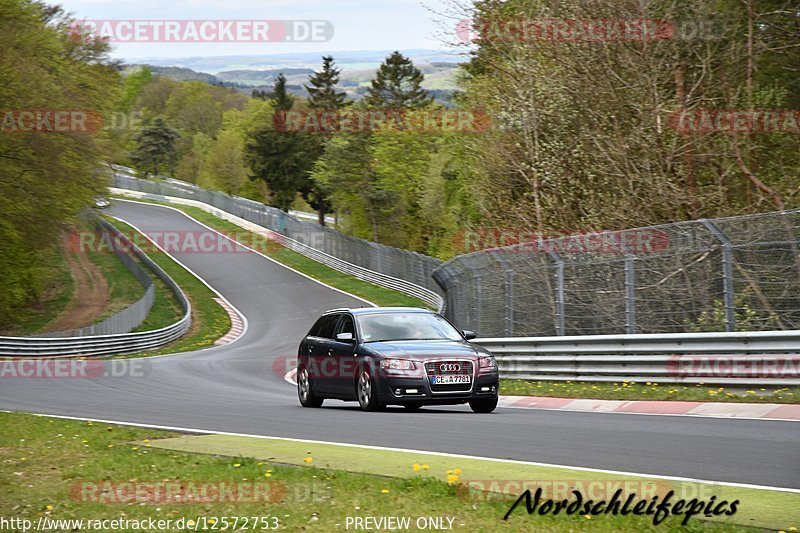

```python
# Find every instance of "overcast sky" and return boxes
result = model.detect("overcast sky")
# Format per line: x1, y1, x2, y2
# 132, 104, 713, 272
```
56, 0, 466, 59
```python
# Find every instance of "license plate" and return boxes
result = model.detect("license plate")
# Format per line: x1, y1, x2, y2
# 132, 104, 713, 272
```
431, 374, 471, 385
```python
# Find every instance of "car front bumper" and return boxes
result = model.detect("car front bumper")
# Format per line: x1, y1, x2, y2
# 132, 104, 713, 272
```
375, 371, 499, 405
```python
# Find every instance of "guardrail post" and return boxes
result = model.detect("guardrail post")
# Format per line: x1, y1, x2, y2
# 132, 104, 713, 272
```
490, 251, 514, 337
624, 254, 636, 334
545, 246, 566, 336
616, 231, 637, 335
701, 219, 736, 332
475, 276, 482, 335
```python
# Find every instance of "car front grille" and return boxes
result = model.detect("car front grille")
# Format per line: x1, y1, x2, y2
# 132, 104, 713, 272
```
425, 360, 473, 393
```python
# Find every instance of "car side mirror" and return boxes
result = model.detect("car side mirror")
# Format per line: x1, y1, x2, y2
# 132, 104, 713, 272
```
462, 330, 477, 340
336, 332, 355, 342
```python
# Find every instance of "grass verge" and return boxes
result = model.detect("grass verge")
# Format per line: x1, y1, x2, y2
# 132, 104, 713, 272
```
111, 195, 432, 309
499, 379, 799, 404
85, 240, 143, 320
2, 411, 784, 532
92, 217, 184, 332
104, 217, 231, 357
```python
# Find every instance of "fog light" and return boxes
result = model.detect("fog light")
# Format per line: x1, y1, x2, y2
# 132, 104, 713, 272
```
394, 388, 403, 396
481, 386, 490, 392
491, 386, 496, 393
406, 388, 418, 394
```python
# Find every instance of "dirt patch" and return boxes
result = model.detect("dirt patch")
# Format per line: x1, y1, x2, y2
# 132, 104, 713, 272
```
45, 233, 110, 332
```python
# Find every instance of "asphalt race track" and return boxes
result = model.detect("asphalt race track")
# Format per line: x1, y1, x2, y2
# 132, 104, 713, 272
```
1, 201, 798, 490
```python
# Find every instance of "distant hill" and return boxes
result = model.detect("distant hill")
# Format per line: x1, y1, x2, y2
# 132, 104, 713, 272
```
215, 68, 314, 86
123, 64, 220, 84
122, 50, 464, 104
216, 68, 314, 80
126, 49, 463, 75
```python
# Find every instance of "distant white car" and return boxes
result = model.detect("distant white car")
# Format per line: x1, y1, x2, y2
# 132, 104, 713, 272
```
94, 196, 111, 209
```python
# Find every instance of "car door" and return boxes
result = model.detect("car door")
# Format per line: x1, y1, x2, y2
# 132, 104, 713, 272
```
307, 313, 340, 393
329, 313, 358, 396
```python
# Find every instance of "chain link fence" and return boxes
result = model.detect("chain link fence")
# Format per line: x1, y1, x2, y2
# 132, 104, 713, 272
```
433, 211, 800, 337
113, 174, 800, 338
113, 174, 443, 300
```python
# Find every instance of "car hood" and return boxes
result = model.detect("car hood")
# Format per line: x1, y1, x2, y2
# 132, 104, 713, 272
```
361, 340, 487, 359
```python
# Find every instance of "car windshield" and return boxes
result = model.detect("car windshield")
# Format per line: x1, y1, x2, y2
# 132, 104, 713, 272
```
356, 312, 463, 343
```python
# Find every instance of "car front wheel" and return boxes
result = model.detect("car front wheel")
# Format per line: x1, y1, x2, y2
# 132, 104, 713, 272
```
357, 369, 384, 411
298, 367, 323, 408
469, 398, 498, 413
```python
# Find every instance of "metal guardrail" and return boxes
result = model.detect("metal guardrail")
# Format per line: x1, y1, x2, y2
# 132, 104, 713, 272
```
0, 219, 191, 357
110, 184, 445, 310
271, 231, 444, 309
475, 330, 800, 386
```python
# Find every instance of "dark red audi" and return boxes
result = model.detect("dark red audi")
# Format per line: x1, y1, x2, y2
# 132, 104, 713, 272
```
297, 307, 499, 413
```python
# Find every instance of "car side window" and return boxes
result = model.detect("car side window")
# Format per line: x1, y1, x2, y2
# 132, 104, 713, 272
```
308, 316, 327, 337
334, 314, 355, 338
315, 314, 340, 339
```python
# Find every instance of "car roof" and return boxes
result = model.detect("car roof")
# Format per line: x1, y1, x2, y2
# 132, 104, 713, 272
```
322, 307, 433, 316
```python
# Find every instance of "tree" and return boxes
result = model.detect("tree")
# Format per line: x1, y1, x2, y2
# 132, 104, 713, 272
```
0, 1, 119, 327
131, 118, 180, 177
120, 67, 152, 111
365, 51, 432, 109
271, 74, 294, 111
312, 134, 382, 240
245, 93, 320, 212
311, 131, 446, 251
305, 56, 348, 109
246, 125, 319, 211
454, 0, 800, 234
302, 56, 350, 224
199, 130, 249, 194
176, 132, 212, 183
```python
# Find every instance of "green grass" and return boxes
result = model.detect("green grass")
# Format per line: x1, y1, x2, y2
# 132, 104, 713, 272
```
112, 195, 432, 309
499, 379, 800, 404
95, 219, 184, 333
85, 243, 144, 320
87, 222, 184, 332
105, 218, 231, 358
2, 246, 75, 336
143, 433, 799, 531
0, 411, 778, 532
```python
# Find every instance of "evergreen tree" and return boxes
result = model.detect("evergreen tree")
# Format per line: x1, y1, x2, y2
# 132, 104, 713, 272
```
365, 51, 432, 109
245, 126, 319, 212
131, 118, 180, 177
271, 74, 294, 111
305, 56, 348, 109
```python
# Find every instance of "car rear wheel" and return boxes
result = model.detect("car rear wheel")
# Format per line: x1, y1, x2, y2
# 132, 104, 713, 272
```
357, 369, 384, 411
298, 367, 323, 408
469, 398, 498, 413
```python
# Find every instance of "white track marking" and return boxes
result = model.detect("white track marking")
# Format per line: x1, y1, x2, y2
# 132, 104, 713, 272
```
107, 212, 249, 358
5, 410, 798, 495
114, 198, 376, 307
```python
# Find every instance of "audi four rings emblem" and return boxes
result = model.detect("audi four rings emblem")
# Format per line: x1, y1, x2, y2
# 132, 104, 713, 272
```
440, 363, 460, 372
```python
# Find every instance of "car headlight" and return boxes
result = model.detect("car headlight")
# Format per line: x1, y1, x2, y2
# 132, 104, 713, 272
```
380, 359, 416, 370
479, 356, 497, 369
